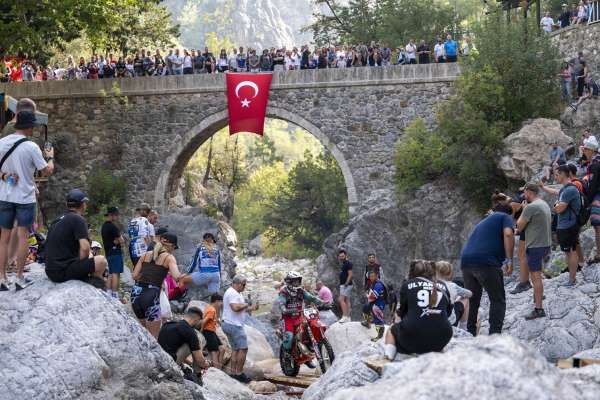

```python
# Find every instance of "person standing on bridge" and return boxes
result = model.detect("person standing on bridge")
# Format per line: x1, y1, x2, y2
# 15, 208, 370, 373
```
0, 111, 54, 291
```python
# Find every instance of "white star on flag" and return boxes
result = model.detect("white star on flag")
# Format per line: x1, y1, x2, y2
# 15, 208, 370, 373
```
241, 98, 251, 108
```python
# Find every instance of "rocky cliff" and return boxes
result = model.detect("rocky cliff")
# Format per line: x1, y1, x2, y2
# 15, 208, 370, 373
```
317, 182, 481, 319
165, 0, 314, 50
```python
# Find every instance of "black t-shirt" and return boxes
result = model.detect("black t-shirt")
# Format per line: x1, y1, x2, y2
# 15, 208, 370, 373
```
339, 260, 353, 285
398, 277, 452, 323
417, 44, 430, 63
101, 220, 122, 256
45, 211, 89, 271
158, 320, 200, 360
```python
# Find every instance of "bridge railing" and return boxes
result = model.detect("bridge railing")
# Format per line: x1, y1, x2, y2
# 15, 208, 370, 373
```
590, 1, 600, 25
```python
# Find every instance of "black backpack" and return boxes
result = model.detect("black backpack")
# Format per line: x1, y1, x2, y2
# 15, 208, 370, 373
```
566, 183, 590, 227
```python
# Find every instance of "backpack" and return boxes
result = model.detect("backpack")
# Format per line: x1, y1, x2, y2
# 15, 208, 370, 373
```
566, 183, 590, 226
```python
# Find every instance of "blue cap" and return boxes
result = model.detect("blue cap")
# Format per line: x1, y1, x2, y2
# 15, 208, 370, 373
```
66, 189, 89, 204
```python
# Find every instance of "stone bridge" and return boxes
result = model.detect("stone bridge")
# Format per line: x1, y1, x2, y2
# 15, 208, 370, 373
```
0, 64, 458, 219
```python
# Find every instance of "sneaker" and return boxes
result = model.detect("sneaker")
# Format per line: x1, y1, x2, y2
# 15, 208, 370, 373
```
510, 281, 532, 294
0, 279, 9, 291
525, 308, 546, 320
338, 316, 348, 324
236, 373, 251, 384
15, 276, 33, 291
560, 279, 577, 287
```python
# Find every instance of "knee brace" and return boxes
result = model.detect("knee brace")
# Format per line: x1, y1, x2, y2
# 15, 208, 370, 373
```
283, 331, 294, 351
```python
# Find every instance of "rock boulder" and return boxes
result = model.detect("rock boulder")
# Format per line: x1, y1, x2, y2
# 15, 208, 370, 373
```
325, 322, 385, 356
0, 264, 202, 400
304, 335, 600, 400
498, 118, 574, 182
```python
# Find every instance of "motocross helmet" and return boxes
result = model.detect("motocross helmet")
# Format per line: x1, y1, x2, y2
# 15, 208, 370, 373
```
284, 271, 303, 295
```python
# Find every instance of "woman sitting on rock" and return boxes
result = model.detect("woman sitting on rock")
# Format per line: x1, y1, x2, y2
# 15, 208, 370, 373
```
131, 233, 182, 338
179, 232, 221, 298
384, 260, 453, 360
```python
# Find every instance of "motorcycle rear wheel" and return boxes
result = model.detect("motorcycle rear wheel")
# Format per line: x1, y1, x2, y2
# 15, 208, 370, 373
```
318, 339, 335, 374
279, 344, 301, 377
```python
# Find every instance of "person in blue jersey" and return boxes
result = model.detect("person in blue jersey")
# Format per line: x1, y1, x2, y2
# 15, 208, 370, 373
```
361, 269, 386, 342
179, 232, 221, 296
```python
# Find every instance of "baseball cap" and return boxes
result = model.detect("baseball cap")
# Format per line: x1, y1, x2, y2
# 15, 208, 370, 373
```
13, 111, 41, 130
66, 189, 89, 204
584, 137, 599, 151
156, 227, 169, 236
105, 206, 119, 216
136, 203, 151, 212
162, 233, 179, 249
91, 241, 102, 249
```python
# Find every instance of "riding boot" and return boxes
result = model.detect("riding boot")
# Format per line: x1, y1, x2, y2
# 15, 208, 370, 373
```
361, 313, 371, 329
371, 325, 384, 342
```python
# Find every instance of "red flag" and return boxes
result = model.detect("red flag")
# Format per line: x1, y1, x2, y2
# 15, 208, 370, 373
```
226, 73, 273, 136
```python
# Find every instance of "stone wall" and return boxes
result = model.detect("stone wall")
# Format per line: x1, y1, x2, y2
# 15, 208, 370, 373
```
550, 22, 600, 74
0, 64, 458, 220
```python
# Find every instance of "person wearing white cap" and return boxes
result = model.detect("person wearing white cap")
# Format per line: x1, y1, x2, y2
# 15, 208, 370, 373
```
91, 241, 102, 257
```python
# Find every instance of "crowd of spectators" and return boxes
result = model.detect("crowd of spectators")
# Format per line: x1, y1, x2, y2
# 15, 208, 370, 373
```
0, 35, 470, 83
541, 1, 597, 32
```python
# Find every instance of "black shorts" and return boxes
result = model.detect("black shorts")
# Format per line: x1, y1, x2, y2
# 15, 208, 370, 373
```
45, 258, 96, 283
452, 302, 465, 327
202, 330, 222, 352
131, 283, 161, 322
557, 225, 580, 252
519, 230, 525, 242
391, 320, 452, 354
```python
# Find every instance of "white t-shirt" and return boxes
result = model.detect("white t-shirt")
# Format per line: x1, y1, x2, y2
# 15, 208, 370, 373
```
406, 44, 416, 59
292, 53, 301, 68
541, 17, 554, 32
434, 44, 445, 59
183, 55, 193, 69
228, 54, 238, 70
0, 134, 47, 204
223, 287, 247, 326
128, 216, 151, 258
54, 68, 66, 80
218, 57, 228, 67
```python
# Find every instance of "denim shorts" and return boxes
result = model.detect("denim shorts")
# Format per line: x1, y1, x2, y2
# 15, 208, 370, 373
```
107, 253, 124, 274
0, 201, 35, 229
190, 271, 220, 293
339, 284, 353, 298
222, 322, 248, 350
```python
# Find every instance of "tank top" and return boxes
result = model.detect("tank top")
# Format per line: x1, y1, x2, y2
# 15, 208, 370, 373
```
138, 252, 170, 287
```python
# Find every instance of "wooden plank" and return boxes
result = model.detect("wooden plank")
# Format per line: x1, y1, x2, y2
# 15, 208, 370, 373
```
557, 358, 600, 369
264, 374, 318, 389
364, 357, 391, 375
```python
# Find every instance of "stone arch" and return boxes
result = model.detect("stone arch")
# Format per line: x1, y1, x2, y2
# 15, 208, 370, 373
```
154, 106, 358, 216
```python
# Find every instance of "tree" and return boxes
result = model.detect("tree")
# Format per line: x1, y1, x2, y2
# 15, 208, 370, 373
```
266, 151, 349, 251
0, 0, 179, 64
395, 13, 560, 205
307, 0, 463, 46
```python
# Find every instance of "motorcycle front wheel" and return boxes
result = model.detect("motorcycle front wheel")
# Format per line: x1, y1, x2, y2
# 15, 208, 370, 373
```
317, 339, 335, 374
279, 344, 301, 377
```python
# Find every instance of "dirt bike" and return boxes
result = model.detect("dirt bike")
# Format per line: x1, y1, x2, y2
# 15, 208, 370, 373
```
277, 306, 335, 377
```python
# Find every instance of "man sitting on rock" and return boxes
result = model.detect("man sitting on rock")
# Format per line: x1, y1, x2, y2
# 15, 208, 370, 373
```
157, 306, 210, 383
45, 189, 107, 287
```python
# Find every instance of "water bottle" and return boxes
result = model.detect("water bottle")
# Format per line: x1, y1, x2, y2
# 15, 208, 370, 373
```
6, 174, 15, 195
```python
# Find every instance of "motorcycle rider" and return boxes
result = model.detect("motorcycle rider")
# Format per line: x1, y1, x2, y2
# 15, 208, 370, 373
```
361, 269, 386, 341
278, 271, 327, 362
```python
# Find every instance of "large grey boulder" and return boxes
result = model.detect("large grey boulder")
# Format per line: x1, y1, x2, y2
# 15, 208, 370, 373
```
317, 182, 480, 319
478, 262, 600, 360
498, 118, 574, 182
305, 335, 600, 400
325, 322, 384, 356
0, 264, 202, 400
200, 368, 254, 400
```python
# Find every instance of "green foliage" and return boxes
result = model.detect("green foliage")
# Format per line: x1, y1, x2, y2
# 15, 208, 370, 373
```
394, 118, 447, 191
395, 14, 561, 205
308, 0, 483, 46
265, 151, 349, 251
0, 0, 179, 64
86, 166, 127, 215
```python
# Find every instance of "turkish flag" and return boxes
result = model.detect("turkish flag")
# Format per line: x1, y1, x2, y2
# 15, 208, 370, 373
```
226, 73, 273, 136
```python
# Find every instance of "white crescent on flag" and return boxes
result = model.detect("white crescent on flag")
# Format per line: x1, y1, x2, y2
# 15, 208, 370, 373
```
235, 81, 259, 99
